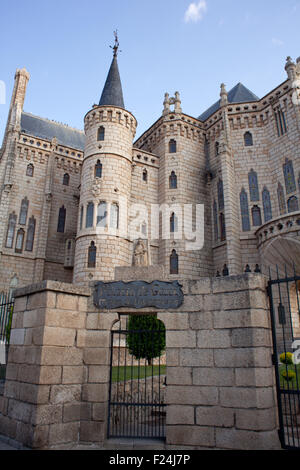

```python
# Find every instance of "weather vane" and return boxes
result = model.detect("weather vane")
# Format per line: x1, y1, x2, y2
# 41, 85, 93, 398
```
110, 30, 121, 57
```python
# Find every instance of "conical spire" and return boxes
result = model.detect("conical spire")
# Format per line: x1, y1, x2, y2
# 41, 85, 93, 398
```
99, 32, 125, 108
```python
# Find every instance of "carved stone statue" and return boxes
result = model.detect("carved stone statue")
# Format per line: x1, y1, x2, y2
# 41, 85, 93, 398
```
133, 239, 148, 266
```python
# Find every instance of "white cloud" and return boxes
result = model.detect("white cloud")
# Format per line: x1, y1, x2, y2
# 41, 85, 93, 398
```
272, 38, 284, 47
184, 1, 207, 23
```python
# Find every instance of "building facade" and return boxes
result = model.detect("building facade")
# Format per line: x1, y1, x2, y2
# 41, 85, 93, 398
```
1, 49, 300, 292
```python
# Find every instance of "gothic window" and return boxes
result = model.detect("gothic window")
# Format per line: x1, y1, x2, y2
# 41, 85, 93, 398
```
95, 160, 102, 178
244, 132, 253, 147
252, 205, 262, 227
25, 216, 36, 252
79, 206, 83, 230
277, 182, 287, 215
287, 196, 299, 213
274, 107, 287, 136
213, 200, 218, 241
219, 213, 226, 241
97, 126, 105, 141
215, 141, 219, 156
170, 250, 178, 275
5, 213, 16, 248
283, 158, 296, 194
63, 173, 70, 186
15, 229, 25, 253
169, 139, 177, 153
88, 241, 96, 268
26, 164, 34, 177
169, 171, 177, 189
143, 169, 148, 182
86, 202, 94, 228
110, 203, 119, 229
97, 202, 108, 227
57, 206, 66, 233
248, 170, 259, 202
240, 189, 251, 232
262, 188, 272, 223
19, 197, 29, 225
170, 212, 178, 233
218, 179, 224, 211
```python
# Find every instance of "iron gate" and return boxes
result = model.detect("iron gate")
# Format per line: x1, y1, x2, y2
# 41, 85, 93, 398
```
267, 266, 300, 450
107, 317, 166, 439
0, 291, 14, 344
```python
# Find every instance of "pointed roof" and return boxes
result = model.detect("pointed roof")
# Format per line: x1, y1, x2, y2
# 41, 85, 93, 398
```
99, 55, 125, 108
198, 83, 259, 121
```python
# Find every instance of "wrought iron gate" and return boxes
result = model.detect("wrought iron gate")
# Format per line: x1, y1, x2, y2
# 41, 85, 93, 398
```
267, 266, 300, 449
0, 291, 14, 344
107, 317, 166, 439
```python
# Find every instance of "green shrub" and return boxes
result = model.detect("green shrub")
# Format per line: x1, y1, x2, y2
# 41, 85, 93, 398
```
5, 306, 14, 344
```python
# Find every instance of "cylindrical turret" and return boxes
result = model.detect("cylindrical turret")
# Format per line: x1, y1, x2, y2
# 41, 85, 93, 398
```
73, 45, 137, 285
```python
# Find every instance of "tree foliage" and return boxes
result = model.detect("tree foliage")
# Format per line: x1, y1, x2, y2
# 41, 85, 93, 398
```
126, 315, 166, 365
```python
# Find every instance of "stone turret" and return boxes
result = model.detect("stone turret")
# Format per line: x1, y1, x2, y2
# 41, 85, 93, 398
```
73, 36, 137, 285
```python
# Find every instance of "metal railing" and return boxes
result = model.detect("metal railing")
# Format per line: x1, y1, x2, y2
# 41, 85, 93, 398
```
0, 291, 14, 345
268, 265, 300, 450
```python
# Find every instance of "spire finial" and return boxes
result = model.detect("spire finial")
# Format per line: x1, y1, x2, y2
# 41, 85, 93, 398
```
110, 30, 120, 57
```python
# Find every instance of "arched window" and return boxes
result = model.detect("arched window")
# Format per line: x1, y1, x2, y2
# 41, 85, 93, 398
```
6, 213, 16, 248
169, 171, 177, 189
57, 206, 66, 233
170, 212, 178, 233
79, 206, 83, 230
26, 164, 34, 177
213, 200, 218, 241
15, 229, 25, 253
86, 202, 94, 228
277, 182, 287, 215
244, 131, 253, 147
283, 158, 296, 194
262, 188, 272, 223
248, 170, 259, 202
287, 196, 299, 213
19, 197, 29, 225
219, 213, 226, 241
63, 173, 70, 186
252, 205, 262, 227
142, 169, 148, 182
25, 216, 36, 252
218, 179, 224, 211
97, 202, 108, 227
170, 250, 178, 274
110, 203, 119, 229
97, 126, 105, 141
215, 141, 219, 156
169, 139, 177, 153
95, 160, 102, 178
88, 242, 97, 268
240, 189, 251, 232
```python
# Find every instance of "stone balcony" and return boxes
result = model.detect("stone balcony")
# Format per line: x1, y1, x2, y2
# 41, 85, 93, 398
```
255, 211, 300, 249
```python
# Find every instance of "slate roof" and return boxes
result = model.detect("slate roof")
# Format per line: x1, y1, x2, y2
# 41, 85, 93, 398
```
99, 55, 125, 108
20, 112, 85, 151
198, 83, 260, 122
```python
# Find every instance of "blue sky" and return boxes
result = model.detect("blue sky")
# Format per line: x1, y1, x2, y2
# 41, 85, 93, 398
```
0, 0, 300, 144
